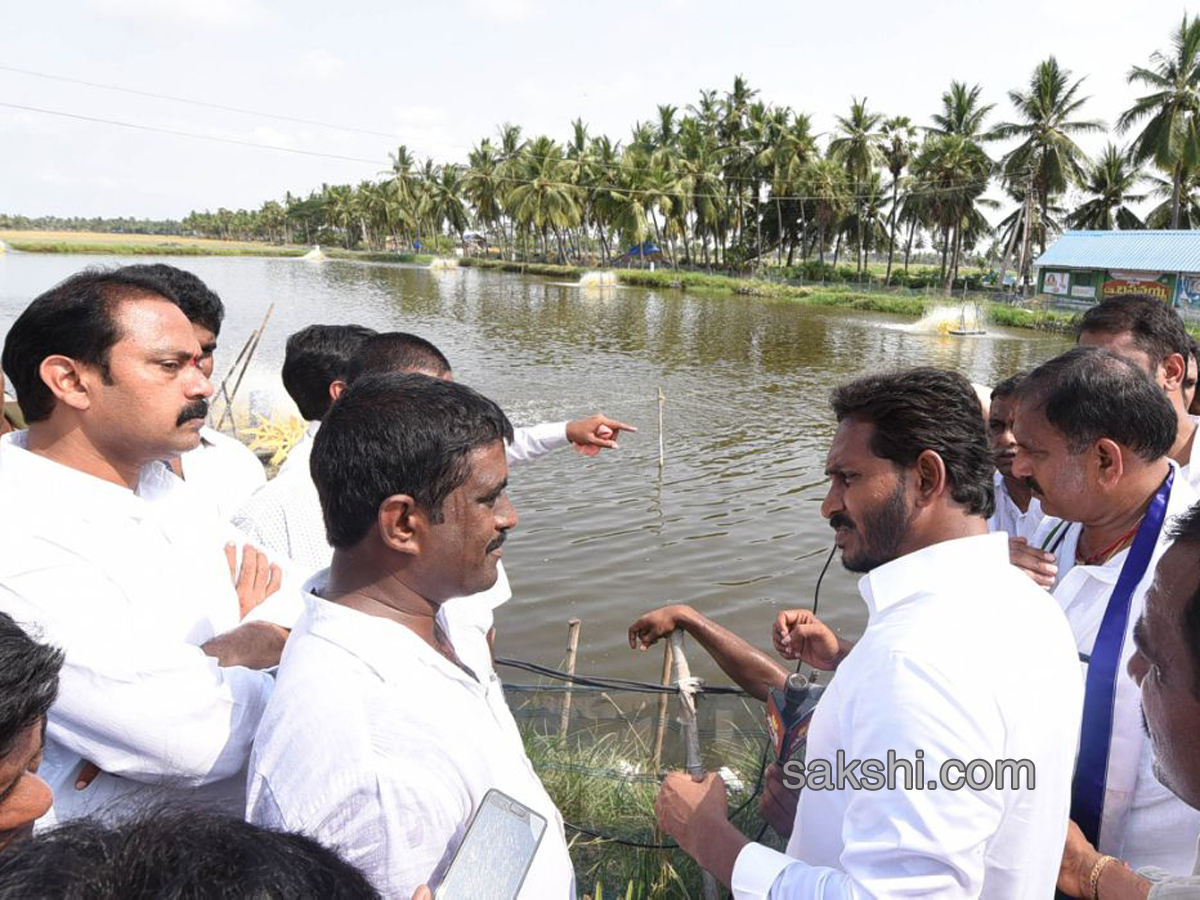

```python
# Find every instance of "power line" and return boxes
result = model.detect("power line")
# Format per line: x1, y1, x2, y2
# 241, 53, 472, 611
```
0, 101, 384, 165
0, 64, 399, 139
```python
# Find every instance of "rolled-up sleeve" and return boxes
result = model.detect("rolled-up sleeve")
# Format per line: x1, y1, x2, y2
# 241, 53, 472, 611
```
506, 422, 569, 464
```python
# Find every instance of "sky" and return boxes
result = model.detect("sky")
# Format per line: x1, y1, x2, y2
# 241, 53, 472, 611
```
0, 0, 1193, 222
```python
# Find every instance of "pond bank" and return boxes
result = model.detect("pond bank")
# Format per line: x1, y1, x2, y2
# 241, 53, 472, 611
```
454, 257, 1081, 335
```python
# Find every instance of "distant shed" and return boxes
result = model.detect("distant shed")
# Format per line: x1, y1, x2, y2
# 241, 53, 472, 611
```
1034, 230, 1200, 310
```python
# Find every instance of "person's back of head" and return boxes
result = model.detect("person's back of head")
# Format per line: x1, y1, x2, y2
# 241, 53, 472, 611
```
115, 264, 225, 337
0, 809, 381, 899
344, 332, 452, 385
1077, 294, 1190, 380
281, 324, 377, 422
990, 372, 1026, 403
0, 612, 63, 854
312, 372, 513, 553
1, 268, 180, 424
830, 366, 995, 519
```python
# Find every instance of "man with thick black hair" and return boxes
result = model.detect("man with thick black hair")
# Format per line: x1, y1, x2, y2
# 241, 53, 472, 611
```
247, 374, 574, 898
0, 808, 381, 898
651, 367, 1082, 898
0, 269, 289, 826
1015, 346, 1200, 874
0, 612, 62, 854
1077, 294, 1200, 486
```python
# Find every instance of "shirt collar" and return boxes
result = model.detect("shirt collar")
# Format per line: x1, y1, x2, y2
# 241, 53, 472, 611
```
299, 569, 480, 688
1, 430, 149, 518
858, 531, 1009, 619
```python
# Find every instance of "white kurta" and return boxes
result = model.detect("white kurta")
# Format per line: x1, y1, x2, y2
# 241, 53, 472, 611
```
985, 471, 1044, 542
0, 433, 279, 824
246, 574, 575, 899
180, 425, 267, 521
1027, 471, 1200, 872
1179, 414, 1200, 491
731, 533, 1083, 899
233, 419, 570, 633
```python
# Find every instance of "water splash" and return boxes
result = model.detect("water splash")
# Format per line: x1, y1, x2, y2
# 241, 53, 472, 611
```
908, 303, 986, 335
429, 257, 459, 271
301, 245, 326, 262
578, 270, 618, 287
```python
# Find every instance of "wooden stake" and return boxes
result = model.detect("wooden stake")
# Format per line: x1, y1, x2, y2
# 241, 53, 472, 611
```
669, 631, 719, 900
657, 387, 666, 471
651, 640, 673, 771
558, 618, 582, 737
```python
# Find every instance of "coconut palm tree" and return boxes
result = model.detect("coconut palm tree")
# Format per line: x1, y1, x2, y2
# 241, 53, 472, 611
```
992, 58, 1103, 250
829, 98, 884, 275
507, 136, 580, 262
1143, 164, 1200, 228
1067, 144, 1146, 230
800, 156, 850, 265
1118, 13, 1200, 228
880, 115, 918, 283
929, 82, 995, 139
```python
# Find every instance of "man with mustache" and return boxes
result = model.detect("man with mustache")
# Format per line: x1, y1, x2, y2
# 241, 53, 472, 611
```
0, 268, 289, 824
654, 367, 1083, 898
247, 374, 574, 898
1013, 347, 1200, 874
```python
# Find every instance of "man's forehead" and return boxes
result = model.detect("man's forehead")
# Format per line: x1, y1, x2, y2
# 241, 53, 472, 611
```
1080, 329, 1153, 369
112, 296, 198, 348
826, 417, 881, 465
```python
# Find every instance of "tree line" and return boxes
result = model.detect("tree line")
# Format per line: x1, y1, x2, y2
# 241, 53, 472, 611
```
10, 15, 1200, 290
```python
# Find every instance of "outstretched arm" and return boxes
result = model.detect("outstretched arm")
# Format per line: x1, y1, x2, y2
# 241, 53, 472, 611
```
628, 604, 787, 702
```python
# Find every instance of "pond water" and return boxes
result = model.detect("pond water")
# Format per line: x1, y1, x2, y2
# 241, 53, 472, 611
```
0, 253, 1072, 689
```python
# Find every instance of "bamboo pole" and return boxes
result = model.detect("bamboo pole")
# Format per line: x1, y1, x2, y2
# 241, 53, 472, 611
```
216, 302, 275, 432
670, 631, 719, 900
657, 388, 665, 471
651, 639, 673, 771
558, 618, 581, 737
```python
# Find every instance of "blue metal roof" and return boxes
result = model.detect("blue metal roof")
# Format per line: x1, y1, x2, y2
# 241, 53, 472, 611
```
1035, 230, 1200, 273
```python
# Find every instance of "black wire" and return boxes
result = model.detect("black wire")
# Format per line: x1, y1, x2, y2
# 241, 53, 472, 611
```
494, 657, 748, 696
794, 544, 838, 677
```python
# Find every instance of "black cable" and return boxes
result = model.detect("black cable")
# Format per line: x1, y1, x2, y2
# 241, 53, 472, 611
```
494, 657, 748, 696
794, 543, 839, 675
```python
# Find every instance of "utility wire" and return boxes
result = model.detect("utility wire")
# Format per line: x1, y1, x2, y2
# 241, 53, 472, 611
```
0, 64, 399, 139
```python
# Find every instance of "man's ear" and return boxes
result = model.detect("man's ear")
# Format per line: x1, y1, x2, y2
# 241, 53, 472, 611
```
1093, 438, 1126, 489
378, 494, 423, 555
912, 449, 948, 507
329, 380, 348, 403
1161, 352, 1187, 393
38, 355, 92, 412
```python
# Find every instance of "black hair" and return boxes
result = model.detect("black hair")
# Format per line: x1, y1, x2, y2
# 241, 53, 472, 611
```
1077, 294, 1191, 378
0, 613, 62, 757
345, 332, 452, 385
281, 324, 377, 421
1167, 501, 1200, 698
990, 372, 1027, 402
1, 268, 179, 423
312, 373, 513, 548
1019, 346, 1177, 462
1187, 336, 1199, 389
115, 264, 225, 336
831, 367, 995, 518
0, 808, 380, 899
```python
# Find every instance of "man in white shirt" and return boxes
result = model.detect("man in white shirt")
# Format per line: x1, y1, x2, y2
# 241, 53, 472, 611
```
0, 268, 289, 823
116, 264, 268, 520
246, 373, 575, 898
654, 367, 1083, 898
1013, 346, 1200, 873
235, 330, 634, 640
1076, 294, 1200, 487
985, 372, 1043, 542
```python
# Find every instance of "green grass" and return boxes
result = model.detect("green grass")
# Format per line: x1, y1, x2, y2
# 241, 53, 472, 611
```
522, 723, 777, 899
5, 240, 309, 257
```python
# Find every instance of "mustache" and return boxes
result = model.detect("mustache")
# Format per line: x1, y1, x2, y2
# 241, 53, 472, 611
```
829, 513, 855, 532
176, 399, 209, 426
1023, 475, 1044, 495
486, 532, 507, 553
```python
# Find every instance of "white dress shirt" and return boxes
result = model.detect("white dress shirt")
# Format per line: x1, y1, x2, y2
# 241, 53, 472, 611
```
246, 574, 575, 898
1179, 414, 1200, 490
233, 419, 570, 632
985, 471, 1044, 542
0, 433, 277, 823
180, 425, 267, 521
275, 419, 320, 477
731, 532, 1083, 899
1028, 471, 1200, 872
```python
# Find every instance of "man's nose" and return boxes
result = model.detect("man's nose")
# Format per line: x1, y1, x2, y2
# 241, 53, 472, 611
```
820, 483, 841, 521
496, 493, 518, 532
1010, 451, 1031, 477
188, 364, 214, 399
